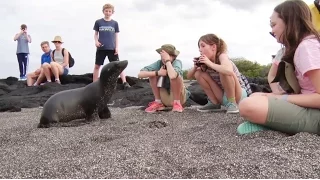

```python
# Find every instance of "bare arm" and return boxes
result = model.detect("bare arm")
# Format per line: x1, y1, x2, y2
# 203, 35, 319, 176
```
62, 49, 69, 67
187, 67, 197, 79
115, 32, 119, 49
138, 71, 157, 78
50, 51, 55, 62
27, 35, 32, 43
165, 61, 178, 79
206, 53, 234, 75
14, 33, 22, 41
281, 69, 320, 109
94, 31, 99, 43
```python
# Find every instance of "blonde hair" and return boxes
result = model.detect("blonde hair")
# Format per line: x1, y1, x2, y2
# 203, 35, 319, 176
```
198, 33, 227, 64
102, 3, 114, 12
40, 41, 49, 47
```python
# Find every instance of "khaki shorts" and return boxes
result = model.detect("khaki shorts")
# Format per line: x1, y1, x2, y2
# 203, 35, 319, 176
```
266, 97, 320, 135
159, 86, 187, 107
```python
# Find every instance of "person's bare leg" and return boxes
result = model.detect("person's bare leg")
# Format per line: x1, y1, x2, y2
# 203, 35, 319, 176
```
93, 64, 100, 82
220, 73, 243, 113
169, 76, 185, 112
144, 76, 165, 113
170, 76, 183, 101
220, 73, 242, 104
149, 76, 160, 100
120, 71, 126, 83
34, 69, 46, 85
120, 71, 130, 88
239, 96, 269, 124
195, 70, 223, 104
42, 63, 52, 82
26, 72, 36, 86
50, 62, 60, 81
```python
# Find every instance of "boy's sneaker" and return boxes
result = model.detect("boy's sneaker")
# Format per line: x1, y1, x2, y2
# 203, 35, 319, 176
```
145, 101, 165, 113
123, 82, 131, 89
197, 101, 223, 112
172, 101, 183, 113
226, 102, 239, 114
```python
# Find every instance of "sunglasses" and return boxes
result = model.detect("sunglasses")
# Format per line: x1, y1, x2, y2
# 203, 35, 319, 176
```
52, 41, 62, 44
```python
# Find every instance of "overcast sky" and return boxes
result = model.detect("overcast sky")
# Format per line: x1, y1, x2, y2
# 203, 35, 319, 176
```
0, 0, 314, 78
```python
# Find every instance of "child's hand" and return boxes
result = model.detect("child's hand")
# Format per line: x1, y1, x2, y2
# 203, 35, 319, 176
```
114, 47, 118, 55
158, 67, 167, 76
95, 41, 102, 47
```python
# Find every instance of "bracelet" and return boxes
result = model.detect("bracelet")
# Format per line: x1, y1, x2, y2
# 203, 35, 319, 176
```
282, 94, 288, 101
155, 71, 158, 76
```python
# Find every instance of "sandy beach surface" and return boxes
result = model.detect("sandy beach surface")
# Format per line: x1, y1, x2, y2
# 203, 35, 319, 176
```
0, 107, 320, 178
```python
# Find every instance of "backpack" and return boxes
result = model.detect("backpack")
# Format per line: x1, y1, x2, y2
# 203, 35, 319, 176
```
240, 73, 253, 97
52, 48, 75, 68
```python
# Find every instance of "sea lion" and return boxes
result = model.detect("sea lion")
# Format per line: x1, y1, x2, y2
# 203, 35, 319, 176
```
37, 60, 128, 128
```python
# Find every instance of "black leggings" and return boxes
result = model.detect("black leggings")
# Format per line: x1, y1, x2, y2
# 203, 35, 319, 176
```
16, 53, 28, 77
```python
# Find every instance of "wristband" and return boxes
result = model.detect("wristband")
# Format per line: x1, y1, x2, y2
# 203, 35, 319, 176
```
282, 94, 288, 101
155, 71, 158, 76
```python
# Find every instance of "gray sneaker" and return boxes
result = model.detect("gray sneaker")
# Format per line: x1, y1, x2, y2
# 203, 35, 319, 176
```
226, 102, 239, 114
197, 101, 223, 112
123, 82, 131, 89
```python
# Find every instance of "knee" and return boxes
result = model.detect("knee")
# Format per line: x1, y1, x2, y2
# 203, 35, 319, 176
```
239, 96, 260, 117
149, 76, 157, 85
50, 62, 57, 67
43, 63, 50, 69
170, 77, 182, 87
194, 70, 202, 80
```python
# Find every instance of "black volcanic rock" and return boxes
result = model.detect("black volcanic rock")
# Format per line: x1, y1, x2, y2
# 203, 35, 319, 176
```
0, 73, 270, 112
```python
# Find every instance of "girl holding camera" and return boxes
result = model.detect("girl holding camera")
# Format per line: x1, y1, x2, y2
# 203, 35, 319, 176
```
187, 33, 249, 114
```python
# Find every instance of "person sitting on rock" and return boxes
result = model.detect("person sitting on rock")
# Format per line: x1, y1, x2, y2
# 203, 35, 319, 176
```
237, 0, 320, 135
42, 36, 70, 84
26, 41, 52, 86
187, 33, 249, 114
138, 44, 190, 113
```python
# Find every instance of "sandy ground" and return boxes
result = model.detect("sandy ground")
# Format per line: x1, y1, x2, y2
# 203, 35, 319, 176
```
1, 107, 320, 178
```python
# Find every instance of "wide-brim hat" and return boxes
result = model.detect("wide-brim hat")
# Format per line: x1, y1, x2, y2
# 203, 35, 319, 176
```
156, 44, 180, 56
271, 61, 301, 94
52, 36, 63, 43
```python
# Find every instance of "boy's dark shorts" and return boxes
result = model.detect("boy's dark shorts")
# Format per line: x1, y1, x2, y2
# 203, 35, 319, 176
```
95, 49, 119, 65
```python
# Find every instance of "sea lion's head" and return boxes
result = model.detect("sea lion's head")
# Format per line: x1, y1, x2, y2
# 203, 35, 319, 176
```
99, 60, 128, 85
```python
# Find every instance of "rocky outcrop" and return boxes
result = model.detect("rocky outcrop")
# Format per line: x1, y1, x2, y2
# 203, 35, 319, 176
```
0, 74, 270, 112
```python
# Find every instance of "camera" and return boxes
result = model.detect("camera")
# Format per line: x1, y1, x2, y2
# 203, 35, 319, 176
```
194, 57, 204, 67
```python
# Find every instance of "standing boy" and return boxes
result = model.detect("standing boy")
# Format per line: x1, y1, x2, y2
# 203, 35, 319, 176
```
93, 3, 130, 88
14, 24, 32, 80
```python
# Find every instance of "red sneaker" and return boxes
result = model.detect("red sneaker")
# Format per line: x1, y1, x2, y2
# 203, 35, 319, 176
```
145, 101, 165, 113
172, 101, 183, 113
